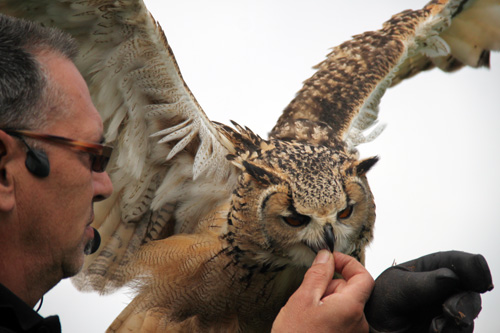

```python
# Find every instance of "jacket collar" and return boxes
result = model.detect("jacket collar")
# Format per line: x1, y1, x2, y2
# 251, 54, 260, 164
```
0, 283, 60, 332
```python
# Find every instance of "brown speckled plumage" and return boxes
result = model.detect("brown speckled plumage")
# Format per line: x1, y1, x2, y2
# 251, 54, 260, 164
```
1, 0, 498, 331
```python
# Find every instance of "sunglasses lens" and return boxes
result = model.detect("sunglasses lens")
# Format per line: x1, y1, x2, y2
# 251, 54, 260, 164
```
91, 155, 109, 172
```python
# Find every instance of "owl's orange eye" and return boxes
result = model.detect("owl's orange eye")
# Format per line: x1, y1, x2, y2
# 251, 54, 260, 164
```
281, 214, 310, 227
283, 216, 302, 227
338, 205, 353, 219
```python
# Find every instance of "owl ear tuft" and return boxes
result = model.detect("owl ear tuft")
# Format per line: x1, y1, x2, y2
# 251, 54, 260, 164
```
243, 161, 278, 185
355, 156, 379, 176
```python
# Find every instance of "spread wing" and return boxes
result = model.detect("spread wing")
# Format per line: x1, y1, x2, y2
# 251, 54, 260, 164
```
0, 0, 239, 292
270, 0, 500, 148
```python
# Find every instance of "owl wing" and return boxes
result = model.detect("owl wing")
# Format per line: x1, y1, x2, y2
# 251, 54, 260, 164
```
0, 0, 238, 292
271, 0, 500, 148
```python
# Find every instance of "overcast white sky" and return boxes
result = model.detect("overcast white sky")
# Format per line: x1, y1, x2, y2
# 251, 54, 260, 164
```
39, 1, 499, 331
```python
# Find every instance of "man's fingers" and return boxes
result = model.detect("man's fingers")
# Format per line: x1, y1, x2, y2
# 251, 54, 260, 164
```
295, 250, 335, 304
273, 251, 372, 332
323, 277, 347, 297
322, 252, 373, 303
332, 252, 368, 281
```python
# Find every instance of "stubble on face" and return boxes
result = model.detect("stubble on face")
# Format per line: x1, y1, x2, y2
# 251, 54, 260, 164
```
23, 51, 105, 280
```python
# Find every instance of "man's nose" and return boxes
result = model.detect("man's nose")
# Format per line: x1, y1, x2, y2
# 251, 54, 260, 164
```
93, 171, 113, 202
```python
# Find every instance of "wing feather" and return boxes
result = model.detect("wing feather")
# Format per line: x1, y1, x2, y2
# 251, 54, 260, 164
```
0, 0, 237, 292
271, 0, 500, 148
392, 0, 500, 83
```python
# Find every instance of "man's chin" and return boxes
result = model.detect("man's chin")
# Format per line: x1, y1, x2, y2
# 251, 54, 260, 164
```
62, 240, 90, 278
62, 254, 85, 279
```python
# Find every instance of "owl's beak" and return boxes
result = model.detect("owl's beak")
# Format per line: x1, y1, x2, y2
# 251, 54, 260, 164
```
306, 224, 335, 254
323, 224, 335, 253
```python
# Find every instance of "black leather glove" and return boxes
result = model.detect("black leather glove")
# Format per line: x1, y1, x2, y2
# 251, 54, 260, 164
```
365, 251, 493, 332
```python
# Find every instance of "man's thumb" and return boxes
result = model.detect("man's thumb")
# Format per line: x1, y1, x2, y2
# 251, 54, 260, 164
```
298, 250, 335, 303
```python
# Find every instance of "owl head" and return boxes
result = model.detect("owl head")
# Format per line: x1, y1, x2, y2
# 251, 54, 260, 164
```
222, 123, 378, 269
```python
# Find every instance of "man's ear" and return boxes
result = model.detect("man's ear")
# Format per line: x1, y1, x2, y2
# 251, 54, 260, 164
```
0, 130, 17, 212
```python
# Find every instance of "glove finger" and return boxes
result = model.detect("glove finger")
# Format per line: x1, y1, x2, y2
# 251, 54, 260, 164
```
399, 251, 493, 293
386, 267, 460, 309
365, 267, 460, 331
430, 315, 447, 332
442, 291, 482, 327
430, 315, 474, 333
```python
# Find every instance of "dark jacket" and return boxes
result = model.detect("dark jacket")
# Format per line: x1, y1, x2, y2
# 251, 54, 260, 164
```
0, 283, 61, 333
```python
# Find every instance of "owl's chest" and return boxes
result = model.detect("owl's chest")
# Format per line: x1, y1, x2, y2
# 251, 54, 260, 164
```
193, 253, 306, 331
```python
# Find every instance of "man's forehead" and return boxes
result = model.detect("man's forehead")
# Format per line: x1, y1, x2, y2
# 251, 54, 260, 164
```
38, 51, 104, 141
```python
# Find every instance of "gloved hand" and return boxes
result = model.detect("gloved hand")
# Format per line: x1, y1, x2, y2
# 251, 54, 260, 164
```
365, 251, 493, 332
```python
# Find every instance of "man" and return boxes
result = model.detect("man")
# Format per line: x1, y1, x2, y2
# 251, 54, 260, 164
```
0, 14, 492, 333
0, 14, 113, 332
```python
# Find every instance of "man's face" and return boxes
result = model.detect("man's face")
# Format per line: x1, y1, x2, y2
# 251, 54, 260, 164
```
15, 51, 113, 279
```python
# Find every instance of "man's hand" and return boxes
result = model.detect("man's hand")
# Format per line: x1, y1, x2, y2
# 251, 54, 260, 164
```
365, 251, 494, 333
272, 250, 374, 332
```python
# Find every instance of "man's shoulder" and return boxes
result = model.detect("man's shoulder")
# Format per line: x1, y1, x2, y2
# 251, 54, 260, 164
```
0, 284, 61, 333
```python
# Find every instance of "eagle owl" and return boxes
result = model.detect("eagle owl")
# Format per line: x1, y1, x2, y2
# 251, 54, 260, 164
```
1, 0, 498, 331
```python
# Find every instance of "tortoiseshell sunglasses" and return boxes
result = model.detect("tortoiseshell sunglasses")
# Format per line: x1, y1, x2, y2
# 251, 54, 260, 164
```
2, 129, 113, 173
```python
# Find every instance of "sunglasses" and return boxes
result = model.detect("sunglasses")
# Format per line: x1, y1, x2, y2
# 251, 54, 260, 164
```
2, 129, 113, 173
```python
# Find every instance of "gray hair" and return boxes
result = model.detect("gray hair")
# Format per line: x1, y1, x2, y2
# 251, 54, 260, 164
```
0, 13, 78, 131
